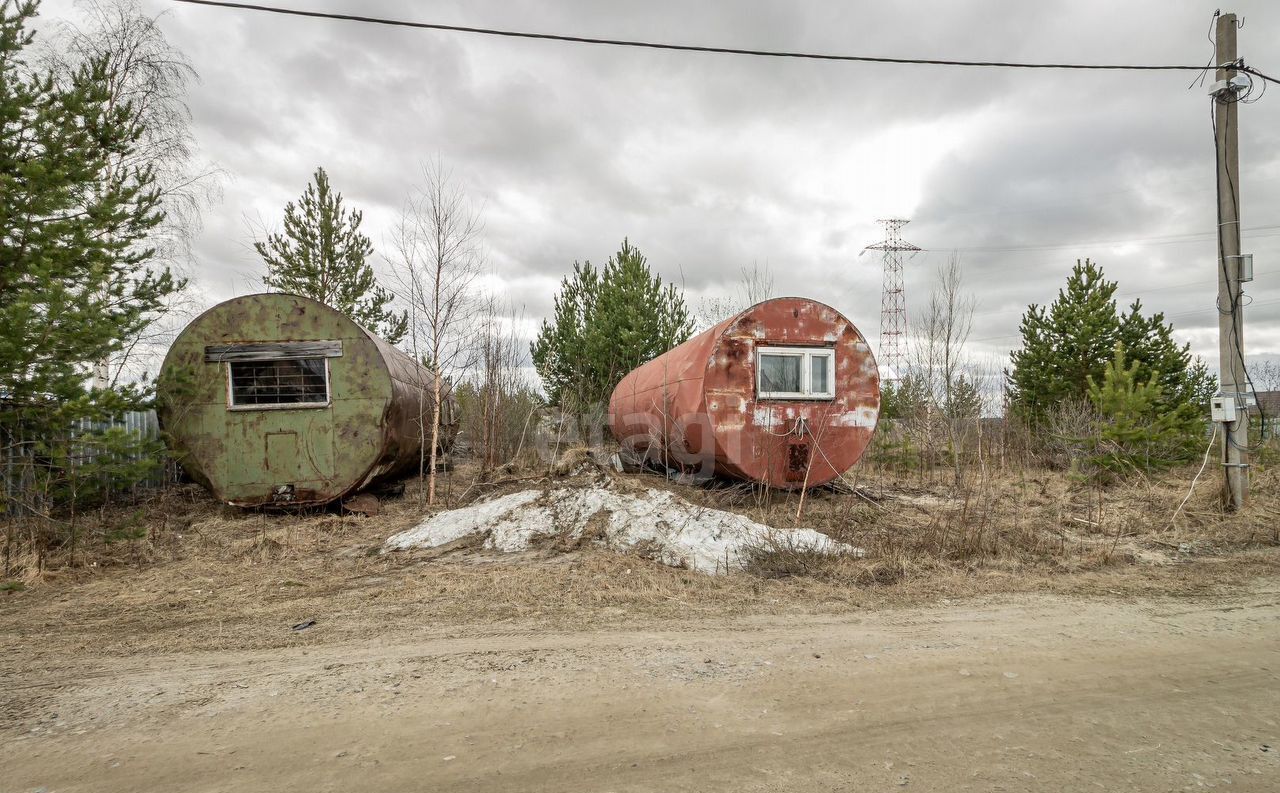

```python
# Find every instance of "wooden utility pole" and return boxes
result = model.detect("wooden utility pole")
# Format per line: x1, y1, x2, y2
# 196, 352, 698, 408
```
1213, 12, 1248, 510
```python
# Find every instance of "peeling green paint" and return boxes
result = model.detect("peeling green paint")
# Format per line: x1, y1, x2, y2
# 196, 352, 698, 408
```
157, 293, 454, 508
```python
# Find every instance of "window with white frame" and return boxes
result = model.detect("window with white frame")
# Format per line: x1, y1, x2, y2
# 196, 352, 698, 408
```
207, 340, 341, 410
756, 346, 835, 400
227, 358, 330, 408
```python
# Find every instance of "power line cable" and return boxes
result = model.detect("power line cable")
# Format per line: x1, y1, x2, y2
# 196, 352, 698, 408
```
841, 266, 1280, 347
170, 0, 1276, 82
1187, 10, 1221, 91
918, 180, 1215, 223
967, 296, 1280, 345
185, 0, 1278, 315
950, 268, 1280, 326
939, 224, 1280, 254
179, 0, 1275, 432
1242, 65, 1280, 86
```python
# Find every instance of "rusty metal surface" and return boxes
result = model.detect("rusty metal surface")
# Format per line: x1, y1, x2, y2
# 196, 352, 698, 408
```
157, 293, 457, 508
203, 340, 344, 361
608, 297, 880, 489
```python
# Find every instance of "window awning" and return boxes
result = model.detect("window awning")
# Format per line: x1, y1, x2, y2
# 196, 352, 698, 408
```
204, 340, 343, 362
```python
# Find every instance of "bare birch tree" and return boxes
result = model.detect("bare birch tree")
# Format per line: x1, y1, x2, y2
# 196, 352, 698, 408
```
917, 257, 975, 413
1256, 360, 1280, 393
469, 296, 539, 475
390, 161, 482, 505
696, 261, 774, 329
50, 0, 220, 384
907, 256, 978, 484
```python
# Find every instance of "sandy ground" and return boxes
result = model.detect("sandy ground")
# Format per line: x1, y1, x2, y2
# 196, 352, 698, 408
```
4, 578, 1279, 792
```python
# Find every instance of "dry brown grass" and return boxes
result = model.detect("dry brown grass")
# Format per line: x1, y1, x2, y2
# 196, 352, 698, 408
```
1, 457, 1278, 665
677, 459, 1280, 584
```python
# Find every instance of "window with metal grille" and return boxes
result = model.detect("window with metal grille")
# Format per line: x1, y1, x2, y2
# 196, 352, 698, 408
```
228, 358, 329, 408
756, 346, 835, 400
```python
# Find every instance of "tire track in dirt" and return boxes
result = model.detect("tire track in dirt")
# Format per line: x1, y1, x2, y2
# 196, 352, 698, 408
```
4, 586, 1279, 792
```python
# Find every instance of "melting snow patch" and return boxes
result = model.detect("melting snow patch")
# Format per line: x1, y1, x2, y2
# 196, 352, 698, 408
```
385, 486, 858, 574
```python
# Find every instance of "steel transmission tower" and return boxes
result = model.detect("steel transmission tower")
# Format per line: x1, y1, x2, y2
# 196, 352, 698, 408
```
864, 219, 920, 381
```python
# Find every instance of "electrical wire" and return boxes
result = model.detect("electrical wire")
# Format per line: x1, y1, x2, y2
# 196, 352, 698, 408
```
1242, 65, 1280, 86
171, 0, 1275, 82
941, 224, 1280, 254
1168, 422, 1217, 530
968, 296, 1280, 345
1240, 70, 1268, 104
1210, 79, 1270, 450
1187, 9, 1220, 90
180, 0, 1273, 447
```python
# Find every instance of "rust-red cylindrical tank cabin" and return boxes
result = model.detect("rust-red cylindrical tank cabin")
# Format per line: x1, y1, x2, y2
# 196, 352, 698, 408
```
608, 297, 879, 489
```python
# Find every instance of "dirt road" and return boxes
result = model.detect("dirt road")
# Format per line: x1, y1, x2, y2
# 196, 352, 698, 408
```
4, 583, 1279, 792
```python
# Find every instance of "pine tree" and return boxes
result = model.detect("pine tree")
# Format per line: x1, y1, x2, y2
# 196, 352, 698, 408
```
1, 0, 179, 516
1, 0, 176, 404
1086, 344, 1202, 473
256, 167, 407, 343
1118, 300, 1217, 415
530, 261, 600, 408
1008, 259, 1213, 428
878, 381, 906, 421
531, 239, 693, 408
591, 240, 693, 395
879, 374, 931, 421
945, 374, 984, 420
1007, 260, 1120, 425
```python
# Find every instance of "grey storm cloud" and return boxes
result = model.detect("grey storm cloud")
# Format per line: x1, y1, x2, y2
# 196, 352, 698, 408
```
35, 0, 1280, 373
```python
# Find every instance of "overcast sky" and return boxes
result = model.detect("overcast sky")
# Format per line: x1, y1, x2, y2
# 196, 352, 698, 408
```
40, 0, 1280, 384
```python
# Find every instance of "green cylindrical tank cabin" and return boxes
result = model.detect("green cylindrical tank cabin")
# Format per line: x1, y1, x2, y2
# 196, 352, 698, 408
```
157, 293, 456, 508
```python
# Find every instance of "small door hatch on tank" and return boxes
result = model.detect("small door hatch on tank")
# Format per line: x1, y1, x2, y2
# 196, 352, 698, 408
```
265, 431, 303, 478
